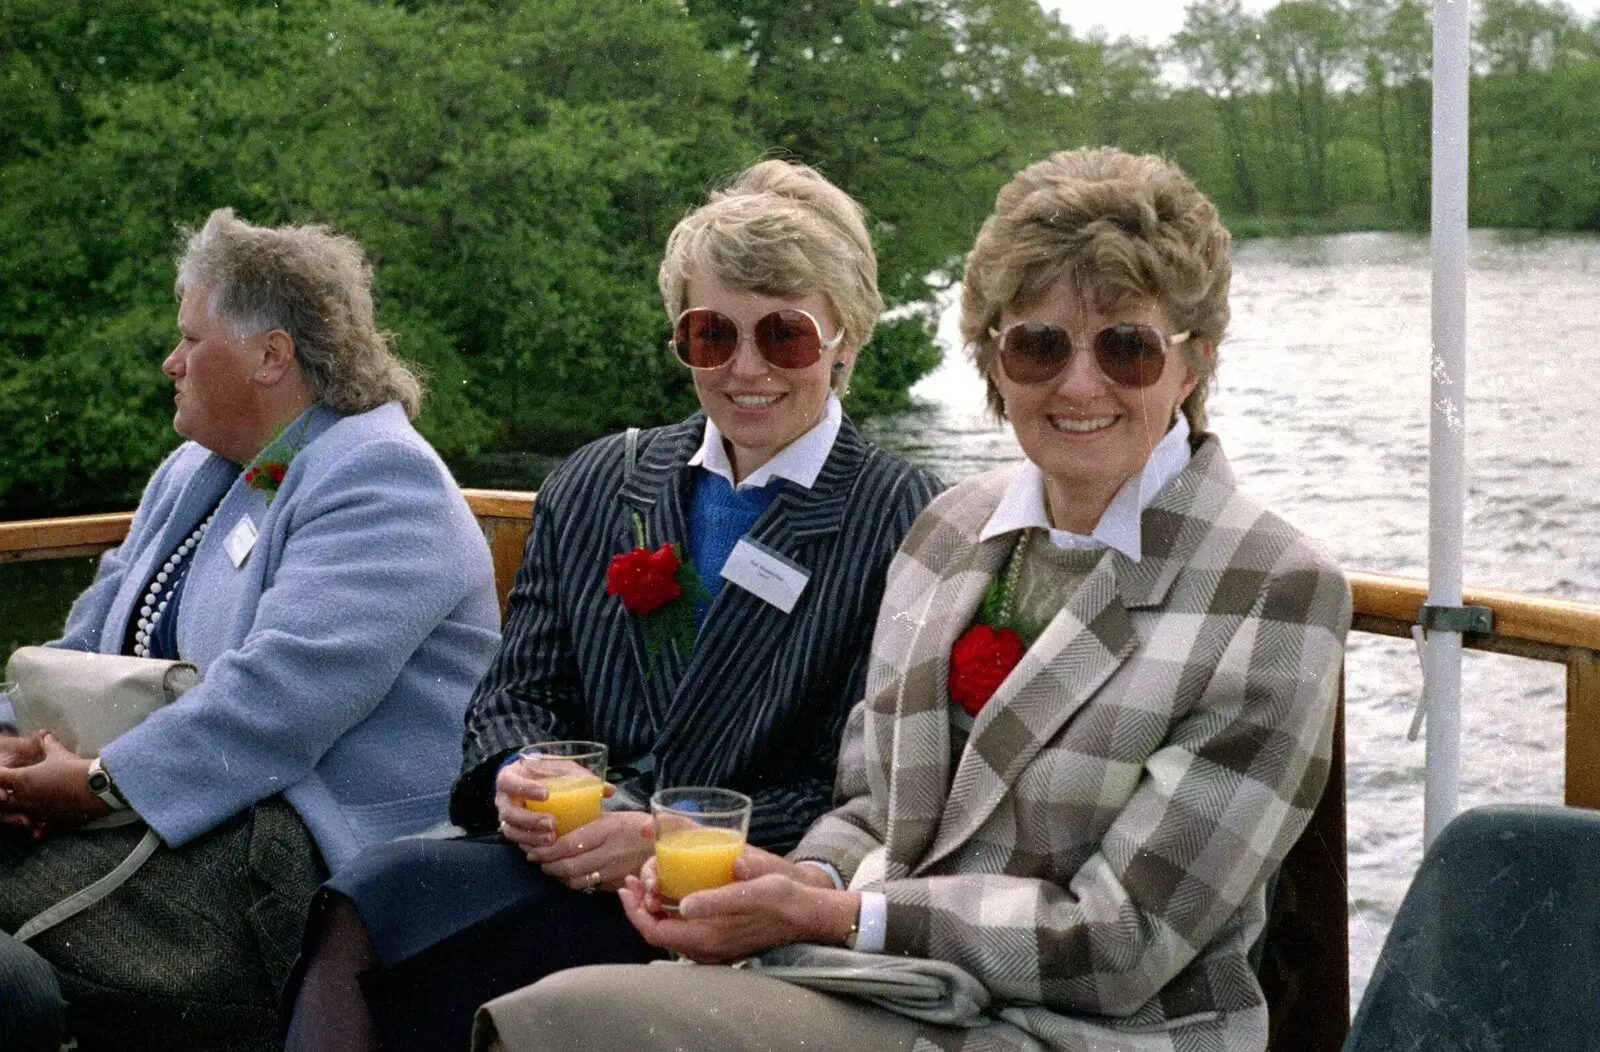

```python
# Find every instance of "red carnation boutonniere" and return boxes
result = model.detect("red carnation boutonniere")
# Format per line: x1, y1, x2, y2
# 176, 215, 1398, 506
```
949, 623, 1025, 717
948, 534, 1036, 717
607, 512, 708, 658
243, 425, 303, 506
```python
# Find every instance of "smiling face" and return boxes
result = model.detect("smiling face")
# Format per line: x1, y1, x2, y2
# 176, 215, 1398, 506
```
164, 288, 265, 463
991, 273, 1198, 534
684, 276, 852, 483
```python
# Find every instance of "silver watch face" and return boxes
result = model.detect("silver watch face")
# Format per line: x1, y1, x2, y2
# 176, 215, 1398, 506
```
88, 769, 111, 794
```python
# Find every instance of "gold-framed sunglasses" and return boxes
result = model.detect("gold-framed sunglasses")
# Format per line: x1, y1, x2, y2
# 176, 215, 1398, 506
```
672, 308, 844, 371
990, 321, 1192, 388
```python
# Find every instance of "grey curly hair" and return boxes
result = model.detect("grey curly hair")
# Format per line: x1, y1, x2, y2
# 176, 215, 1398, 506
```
175, 208, 423, 418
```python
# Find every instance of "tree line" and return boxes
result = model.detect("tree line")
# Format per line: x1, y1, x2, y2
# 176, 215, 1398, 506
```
1164, 0, 1600, 228
2, 0, 1597, 514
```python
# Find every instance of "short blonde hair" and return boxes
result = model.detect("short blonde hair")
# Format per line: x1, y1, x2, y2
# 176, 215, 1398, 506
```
659, 160, 881, 394
176, 208, 424, 419
960, 147, 1231, 432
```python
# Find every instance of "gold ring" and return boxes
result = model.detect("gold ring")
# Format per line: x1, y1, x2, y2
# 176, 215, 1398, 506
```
582, 870, 602, 894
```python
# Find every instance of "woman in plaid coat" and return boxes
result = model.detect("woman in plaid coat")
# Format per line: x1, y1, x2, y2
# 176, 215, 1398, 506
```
476, 148, 1352, 1052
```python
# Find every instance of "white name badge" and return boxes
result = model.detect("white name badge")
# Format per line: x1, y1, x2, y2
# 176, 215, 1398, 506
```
224, 516, 259, 569
720, 537, 810, 614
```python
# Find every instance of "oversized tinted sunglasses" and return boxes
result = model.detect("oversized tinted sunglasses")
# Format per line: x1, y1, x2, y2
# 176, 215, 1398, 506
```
672, 308, 844, 371
990, 322, 1192, 389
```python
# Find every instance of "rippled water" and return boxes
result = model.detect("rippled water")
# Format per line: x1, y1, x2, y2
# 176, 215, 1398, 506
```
860, 230, 1600, 1004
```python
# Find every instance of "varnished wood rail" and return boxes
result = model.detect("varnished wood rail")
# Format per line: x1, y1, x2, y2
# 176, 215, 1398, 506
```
458, 489, 536, 618
7, 497, 1600, 1052
13, 509, 1596, 759
1347, 570, 1600, 809
0, 491, 538, 621
1267, 571, 1600, 1051
9, 506, 1600, 808
0, 512, 136, 564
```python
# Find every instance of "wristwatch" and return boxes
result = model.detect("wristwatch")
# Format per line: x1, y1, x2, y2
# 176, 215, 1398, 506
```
87, 757, 129, 811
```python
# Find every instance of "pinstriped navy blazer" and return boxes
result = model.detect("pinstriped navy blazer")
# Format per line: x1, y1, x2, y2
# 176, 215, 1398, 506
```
451, 411, 942, 852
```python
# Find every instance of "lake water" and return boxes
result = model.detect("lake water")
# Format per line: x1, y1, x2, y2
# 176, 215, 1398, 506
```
859, 229, 1600, 1003
4, 230, 1597, 1006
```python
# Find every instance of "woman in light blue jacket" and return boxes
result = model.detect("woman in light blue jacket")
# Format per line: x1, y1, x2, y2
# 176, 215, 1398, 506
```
0, 208, 500, 1052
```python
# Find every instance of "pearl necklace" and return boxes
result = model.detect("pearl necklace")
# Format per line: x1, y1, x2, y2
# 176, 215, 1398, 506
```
133, 512, 217, 658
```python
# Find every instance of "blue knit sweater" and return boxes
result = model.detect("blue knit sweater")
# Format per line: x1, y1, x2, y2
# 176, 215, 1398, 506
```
688, 470, 781, 627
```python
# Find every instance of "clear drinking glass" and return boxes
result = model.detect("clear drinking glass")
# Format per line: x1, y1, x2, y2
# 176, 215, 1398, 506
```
650, 786, 753, 911
517, 740, 608, 835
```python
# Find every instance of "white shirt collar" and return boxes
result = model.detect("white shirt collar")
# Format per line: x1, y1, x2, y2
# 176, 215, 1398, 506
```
978, 414, 1192, 562
688, 394, 843, 492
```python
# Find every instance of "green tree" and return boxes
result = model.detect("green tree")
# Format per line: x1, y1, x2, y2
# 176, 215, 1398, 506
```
679, 0, 1116, 410
1259, 0, 1352, 215
1175, 0, 1267, 213
1383, 0, 1434, 220
0, 0, 752, 510
1348, 0, 1403, 207
1476, 0, 1584, 73
1471, 61, 1600, 228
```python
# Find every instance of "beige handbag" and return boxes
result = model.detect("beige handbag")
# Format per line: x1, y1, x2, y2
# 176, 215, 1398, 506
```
1, 645, 200, 943
4, 646, 199, 757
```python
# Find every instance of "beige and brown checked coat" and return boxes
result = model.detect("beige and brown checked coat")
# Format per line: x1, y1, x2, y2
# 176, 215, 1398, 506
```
793, 435, 1351, 1052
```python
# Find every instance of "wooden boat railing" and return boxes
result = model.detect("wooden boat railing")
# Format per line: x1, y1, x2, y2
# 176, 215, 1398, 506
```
0, 491, 541, 620
5, 492, 1600, 1050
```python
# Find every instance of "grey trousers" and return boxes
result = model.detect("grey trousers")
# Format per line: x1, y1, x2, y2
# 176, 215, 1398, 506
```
474, 962, 929, 1052
0, 931, 66, 1052
0, 799, 323, 1052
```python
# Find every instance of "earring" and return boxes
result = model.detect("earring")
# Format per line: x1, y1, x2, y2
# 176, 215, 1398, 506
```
831, 361, 846, 375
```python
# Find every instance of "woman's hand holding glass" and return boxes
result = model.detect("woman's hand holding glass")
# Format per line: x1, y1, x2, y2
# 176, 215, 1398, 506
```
649, 787, 752, 909
492, 743, 653, 892
617, 843, 858, 964
525, 811, 655, 893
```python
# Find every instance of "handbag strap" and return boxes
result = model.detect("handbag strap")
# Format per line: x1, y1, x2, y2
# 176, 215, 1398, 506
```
14, 827, 160, 943
624, 426, 641, 481
617, 424, 662, 785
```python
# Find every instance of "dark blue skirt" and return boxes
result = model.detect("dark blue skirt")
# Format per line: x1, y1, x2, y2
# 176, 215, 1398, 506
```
312, 835, 662, 1052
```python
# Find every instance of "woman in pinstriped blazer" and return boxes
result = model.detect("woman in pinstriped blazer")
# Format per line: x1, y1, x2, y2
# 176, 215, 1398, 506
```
477, 150, 1350, 1052
283, 159, 941, 1051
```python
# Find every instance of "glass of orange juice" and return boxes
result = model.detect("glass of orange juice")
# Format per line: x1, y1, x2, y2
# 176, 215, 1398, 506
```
517, 741, 608, 836
650, 787, 752, 912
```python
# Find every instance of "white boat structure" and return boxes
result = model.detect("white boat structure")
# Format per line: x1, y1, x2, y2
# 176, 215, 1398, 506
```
1420, 0, 1472, 851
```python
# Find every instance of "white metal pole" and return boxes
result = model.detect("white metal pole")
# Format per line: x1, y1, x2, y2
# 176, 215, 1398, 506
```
1424, 0, 1470, 848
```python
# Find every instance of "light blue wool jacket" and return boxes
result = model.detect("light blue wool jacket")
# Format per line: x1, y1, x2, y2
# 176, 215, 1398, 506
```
50, 403, 499, 871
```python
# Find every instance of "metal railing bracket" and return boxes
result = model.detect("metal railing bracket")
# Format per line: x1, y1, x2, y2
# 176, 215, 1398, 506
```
1417, 603, 1494, 637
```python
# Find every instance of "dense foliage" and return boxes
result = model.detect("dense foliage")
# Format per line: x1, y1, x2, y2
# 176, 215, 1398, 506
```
2, 0, 749, 511
2, 0, 1599, 512
1165, 0, 1600, 229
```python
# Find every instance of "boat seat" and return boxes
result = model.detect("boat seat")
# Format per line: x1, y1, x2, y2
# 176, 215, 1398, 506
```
1259, 680, 1349, 1051
1343, 803, 1600, 1051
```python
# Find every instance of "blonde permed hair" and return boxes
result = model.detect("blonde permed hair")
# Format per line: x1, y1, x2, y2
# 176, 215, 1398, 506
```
659, 160, 881, 394
960, 147, 1231, 432
175, 208, 423, 419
